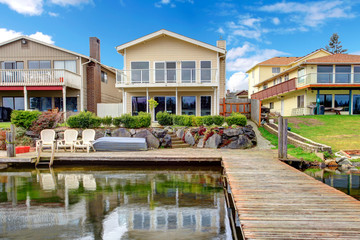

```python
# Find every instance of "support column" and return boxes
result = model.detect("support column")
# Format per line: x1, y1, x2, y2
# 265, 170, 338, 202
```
23, 86, 28, 110
175, 87, 179, 115
213, 87, 217, 115
316, 89, 320, 115
124, 91, 127, 114
122, 88, 125, 114
349, 89, 352, 115
63, 86, 67, 119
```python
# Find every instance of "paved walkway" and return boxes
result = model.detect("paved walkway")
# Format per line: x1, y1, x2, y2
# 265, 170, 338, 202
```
247, 121, 274, 150
222, 149, 360, 239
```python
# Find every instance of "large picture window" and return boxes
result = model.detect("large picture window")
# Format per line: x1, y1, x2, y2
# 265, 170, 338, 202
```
155, 62, 176, 83
335, 94, 350, 112
181, 96, 196, 115
181, 61, 196, 83
154, 96, 176, 120
54, 60, 77, 73
353, 95, 360, 114
200, 61, 211, 83
132, 96, 147, 115
354, 66, 360, 83
54, 97, 78, 111
131, 62, 149, 83
319, 94, 332, 108
317, 65, 333, 83
2, 97, 24, 110
30, 97, 52, 111
28, 60, 51, 69
200, 96, 211, 116
335, 65, 351, 83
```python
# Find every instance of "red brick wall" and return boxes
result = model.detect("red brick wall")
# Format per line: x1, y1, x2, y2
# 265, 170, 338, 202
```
86, 62, 101, 114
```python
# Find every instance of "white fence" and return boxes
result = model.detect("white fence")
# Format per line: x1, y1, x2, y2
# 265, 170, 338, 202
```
97, 103, 123, 118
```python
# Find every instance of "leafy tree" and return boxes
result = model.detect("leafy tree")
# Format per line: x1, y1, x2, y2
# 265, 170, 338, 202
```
325, 33, 347, 54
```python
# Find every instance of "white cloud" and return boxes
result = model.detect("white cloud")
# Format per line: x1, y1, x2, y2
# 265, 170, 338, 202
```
0, 28, 54, 44
29, 32, 54, 44
272, 17, 280, 25
227, 72, 248, 91
48, 11, 59, 17
49, 0, 91, 6
155, 0, 192, 8
240, 17, 261, 28
217, 27, 225, 35
227, 43, 254, 60
0, 0, 43, 16
259, 1, 355, 27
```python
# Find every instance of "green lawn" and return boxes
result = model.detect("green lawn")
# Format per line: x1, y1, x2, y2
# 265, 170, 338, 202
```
286, 115, 360, 152
258, 126, 322, 162
0, 122, 11, 129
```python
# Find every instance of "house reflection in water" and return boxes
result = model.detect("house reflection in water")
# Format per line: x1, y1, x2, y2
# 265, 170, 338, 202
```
0, 167, 230, 240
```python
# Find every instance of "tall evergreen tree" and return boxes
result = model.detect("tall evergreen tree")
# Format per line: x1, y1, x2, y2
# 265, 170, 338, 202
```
325, 33, 347, 54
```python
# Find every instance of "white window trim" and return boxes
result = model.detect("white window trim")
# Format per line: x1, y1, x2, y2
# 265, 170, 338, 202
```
200, 95, 212, 116
153, 61, 177, 84
181, 95, 197, 116
200, 60, 212, 83
272, 67, 280, 74
181, 60, 196, 83
130, 61, 150, 83
153, 96, 176, 120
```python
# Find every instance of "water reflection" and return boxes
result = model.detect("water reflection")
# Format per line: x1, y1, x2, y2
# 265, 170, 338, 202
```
304, 168, 360, 200
0, 166, 231, 240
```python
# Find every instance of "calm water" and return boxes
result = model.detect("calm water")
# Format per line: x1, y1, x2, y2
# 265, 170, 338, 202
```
304, 168, 360, 201
0, 166, 231, 240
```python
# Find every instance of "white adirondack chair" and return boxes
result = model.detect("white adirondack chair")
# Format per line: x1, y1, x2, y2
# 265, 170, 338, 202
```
74, 129, 96, 153
57, 129, 78, 152
36, 129, 56, 153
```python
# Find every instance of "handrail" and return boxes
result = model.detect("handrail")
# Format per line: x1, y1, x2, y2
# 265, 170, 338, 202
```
251, 78, 297, 100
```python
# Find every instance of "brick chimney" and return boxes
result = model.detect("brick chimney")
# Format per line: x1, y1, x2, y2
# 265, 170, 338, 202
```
87, 37, 101, 114
89, 37, 100, 62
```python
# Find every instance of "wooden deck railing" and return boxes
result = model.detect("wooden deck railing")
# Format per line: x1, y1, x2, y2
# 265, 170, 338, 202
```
251, 77, 297, 100
219, 98, 251, 116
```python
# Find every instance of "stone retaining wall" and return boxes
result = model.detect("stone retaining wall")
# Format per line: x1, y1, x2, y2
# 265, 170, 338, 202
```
264, 123, 332, 153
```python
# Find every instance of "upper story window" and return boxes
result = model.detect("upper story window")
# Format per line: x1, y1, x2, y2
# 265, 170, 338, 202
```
298, 68, 306, 83
263, 84, 268, 90
284, 74, 289, 81
155, 62, 176, 83
277, 77, 282, 84
270, 102, 274, 109
317, 65, 333, 83
1, 61, 23, 70
272, 67, 280, 74
335, 65, 351, 83
200, 61, 211, 83
101, 71, 108, 83
354, 66, 360, 83
131, 62, 149, 83
181, 61, 196, 83
28, 60, 50, 69
54, 60, 77, 73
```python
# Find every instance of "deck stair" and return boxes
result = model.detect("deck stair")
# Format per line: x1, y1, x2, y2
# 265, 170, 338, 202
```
168, 132, 191, 148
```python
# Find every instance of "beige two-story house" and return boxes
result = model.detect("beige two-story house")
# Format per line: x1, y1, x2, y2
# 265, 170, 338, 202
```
0, 36, 121, 117
115, 29, 226, 119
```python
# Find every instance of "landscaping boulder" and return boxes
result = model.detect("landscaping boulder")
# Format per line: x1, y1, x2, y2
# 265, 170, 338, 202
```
205, 133, 222, 148
223, 128, 242, 138
164, 126, 174, 133
152, 128, 168, 138
223, 135, 252, 149
161, 134, 172, 148
57, 131, 64, 140
135, 129, 160, 149
176, 128, 185, 139
197, 138, 205, 148
336, 157, 353, 166
95, 129, 106, 140
129, 129, 136, 136
184, 131, 195, 146
111, 128, 131, 138
25, 131, 39, 138
243, 126, 256, 139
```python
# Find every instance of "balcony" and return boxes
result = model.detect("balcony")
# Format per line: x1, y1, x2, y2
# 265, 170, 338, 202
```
297, 73, 360, 87
0, 69, 81, 89
251, 77, 297, 100
116, 68, 218, 88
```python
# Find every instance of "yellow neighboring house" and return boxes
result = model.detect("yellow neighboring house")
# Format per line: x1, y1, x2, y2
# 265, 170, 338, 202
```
115, 29, 226, 119
248, 49, 360, 116
0, 36, 121, 117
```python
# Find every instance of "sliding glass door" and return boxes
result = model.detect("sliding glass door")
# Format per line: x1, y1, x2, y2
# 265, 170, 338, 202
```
154, 96, 176, 120
181, 96, 196, 115
353, 95, 360, 114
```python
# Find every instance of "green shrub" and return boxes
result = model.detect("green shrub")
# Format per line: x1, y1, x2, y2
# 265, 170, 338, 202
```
193, 116, 204, 126
202, 115, 214, 126
173, 115, 193, 126
31, 112, 63, 134
156, 111, 173, 126
112, 112, 151, 128
113, 116, 122, 127
137, 112, 151, 128
102, 116, 113, 127
213, 115, 225, 125
226, 113, 247, 126
11, 110, 41, 130
67, 111, 101, 128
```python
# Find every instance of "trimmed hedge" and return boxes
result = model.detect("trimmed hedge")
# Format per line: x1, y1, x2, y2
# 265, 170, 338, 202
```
156, 111, 173, 126
113, 112, 151, 128
67, 111, 102, 128
225, 112, 247, 126
11, 110, 41, 130
102, 116, 113, 127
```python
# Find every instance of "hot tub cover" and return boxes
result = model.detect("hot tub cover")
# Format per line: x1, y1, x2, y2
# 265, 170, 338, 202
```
93, 137, 147, 151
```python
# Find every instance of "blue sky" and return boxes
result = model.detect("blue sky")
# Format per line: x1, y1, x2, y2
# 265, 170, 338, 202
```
0, 0, 359, 91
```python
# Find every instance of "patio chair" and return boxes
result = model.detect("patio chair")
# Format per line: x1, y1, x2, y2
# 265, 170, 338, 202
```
36, 129, 56, 154
57, 129, 78, 152
74, 129, 96, 153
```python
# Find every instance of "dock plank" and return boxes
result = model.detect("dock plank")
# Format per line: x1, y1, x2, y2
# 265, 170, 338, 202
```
222, 149, 360, 240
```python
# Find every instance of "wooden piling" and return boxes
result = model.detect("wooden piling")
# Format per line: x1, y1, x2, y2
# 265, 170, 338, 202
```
6, 124, 16, 157
282, 118, 288, 159
278, 116, 283, 159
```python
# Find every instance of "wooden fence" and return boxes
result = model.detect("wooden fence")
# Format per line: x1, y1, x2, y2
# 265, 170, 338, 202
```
219, 98, 251, 116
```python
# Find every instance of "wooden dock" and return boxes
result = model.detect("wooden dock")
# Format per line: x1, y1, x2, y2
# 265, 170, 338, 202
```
222, 149, 360, 239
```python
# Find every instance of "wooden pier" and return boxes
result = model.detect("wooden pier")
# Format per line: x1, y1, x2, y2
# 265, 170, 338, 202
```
222, 149, 360, 239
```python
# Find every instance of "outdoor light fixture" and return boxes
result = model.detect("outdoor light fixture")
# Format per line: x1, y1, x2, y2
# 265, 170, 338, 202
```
21, 39, 27, 44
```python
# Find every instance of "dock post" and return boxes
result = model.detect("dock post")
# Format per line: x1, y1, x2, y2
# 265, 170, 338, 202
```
278, 116, 283, 159
6, 124, 16, 157
282, 118, 288, 159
